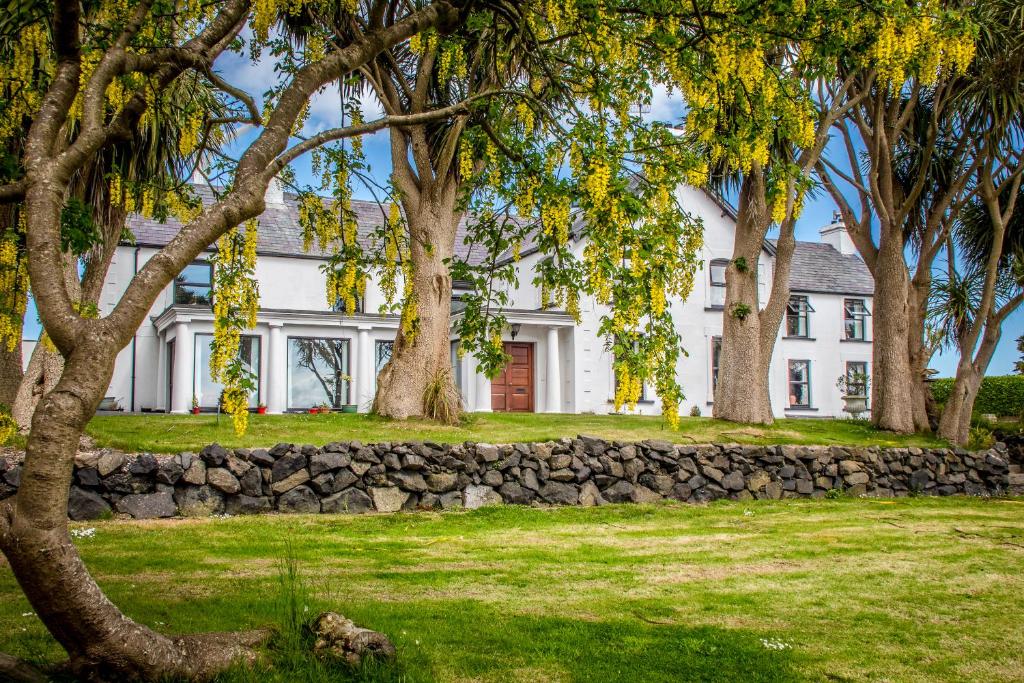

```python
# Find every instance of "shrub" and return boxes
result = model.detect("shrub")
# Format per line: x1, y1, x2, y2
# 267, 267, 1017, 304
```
931, 375, 1024, 417
689, 405, 702, 417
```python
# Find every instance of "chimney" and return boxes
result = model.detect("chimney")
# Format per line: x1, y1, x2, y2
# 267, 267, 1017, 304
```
819, 212, 857, 256
264, 177, 285, 207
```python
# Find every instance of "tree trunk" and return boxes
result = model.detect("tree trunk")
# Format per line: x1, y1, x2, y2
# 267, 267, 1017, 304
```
907, 273, 935, 432
713, 170, 778, 424
0, 343, 22, 409
869, 228, 917, 434
11, 340, 64, 430
938, 319, 1001, 445
0, 338, 267, 680
373, 191, 462, 421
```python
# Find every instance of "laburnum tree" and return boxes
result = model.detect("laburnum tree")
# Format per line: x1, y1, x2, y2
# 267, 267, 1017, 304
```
292, 2, 722, 423
815, 0, 1022, 435
0, 0, 481, 677
683, 2, 897, 424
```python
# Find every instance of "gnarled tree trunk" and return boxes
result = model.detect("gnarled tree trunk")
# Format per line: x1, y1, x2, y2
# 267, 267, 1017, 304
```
0, 344, 21, 409
0, 336, 268, 680
373, 170, 462, 421
907, 271, 936, 431
714, 169, 795, 424
937, 320, 1001, 445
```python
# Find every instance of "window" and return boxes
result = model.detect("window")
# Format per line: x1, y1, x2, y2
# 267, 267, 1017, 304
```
450, 340, 463, 398
786, 295, 814, 337
844, 298, 869, 340
845, 361, 868, 397
612, 336, 647, 402
788, 360, 811, 408
375, 340, 394, 375
332, 296, 364, 314
711, 336, 722, 394
193, 334, 261, 408
287, 337, 350, 409
708, 259, 728, 307
174, 261, 212, 305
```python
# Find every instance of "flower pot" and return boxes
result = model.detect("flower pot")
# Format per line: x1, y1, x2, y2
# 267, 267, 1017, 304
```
841, 395, 868, 417
256, 406, 267, 414
308, 408, 319, 414
191, 407, 200, 415
341, 404, 358, 414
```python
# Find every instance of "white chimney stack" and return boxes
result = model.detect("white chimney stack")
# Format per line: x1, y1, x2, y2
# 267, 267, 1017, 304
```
265, 177, 285, 207
820, 212, 857, 256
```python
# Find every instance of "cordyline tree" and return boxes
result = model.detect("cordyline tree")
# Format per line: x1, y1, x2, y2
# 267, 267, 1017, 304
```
0, 0, 492, 676
931, 171, 1024, 443
814, 1, 1024, 434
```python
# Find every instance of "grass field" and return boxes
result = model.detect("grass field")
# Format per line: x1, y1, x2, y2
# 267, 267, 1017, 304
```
2, 497, 1022, 681
82, 412, 947, 453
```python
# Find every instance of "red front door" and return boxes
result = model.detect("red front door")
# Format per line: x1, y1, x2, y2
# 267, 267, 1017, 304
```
491, 342, 534, 412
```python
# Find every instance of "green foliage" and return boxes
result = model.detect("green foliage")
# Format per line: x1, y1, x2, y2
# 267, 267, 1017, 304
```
931, 375, 1024, 416
1016, 335, 1023, 374
733, 256, 748, 273
689, 405, 702, 417
59, 197, 101, 256
967, 424, 995, 450
422, 369, 461, 425
730, 302, 752, 320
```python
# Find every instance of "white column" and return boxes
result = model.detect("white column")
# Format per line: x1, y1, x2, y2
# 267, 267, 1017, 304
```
170, 321, 193, 413
546, 326, 561, 413
473, 356, 492, 412
267, 323, 286, 413
355, 326, 371, 410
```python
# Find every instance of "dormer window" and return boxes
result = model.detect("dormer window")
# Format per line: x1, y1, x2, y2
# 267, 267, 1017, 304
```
709, 259, 728, 308
844, 299, 869, 340
174, 261, 212, 305
786, 295, 814, 338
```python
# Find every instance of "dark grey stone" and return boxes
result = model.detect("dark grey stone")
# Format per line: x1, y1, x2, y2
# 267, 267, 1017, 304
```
310, 451, 350, 476
539, 481, 578, 505
68, 487, 111, 521
129, 453, 158, 475
200, 443, 229, 467
271, 452, 307, 482
76, 466, 100, 487
322, 487, 373, 514
156, 460, 183, 485
390, 471, 428, 492
226, 495, 273, 515
603, 480, 636, 504
174, 485, 224, 516
278, 485, 321, 513
248, 449, 275, 467
117, 492, 176, 519
240, 467, 264, 497
207, 467, 241, 494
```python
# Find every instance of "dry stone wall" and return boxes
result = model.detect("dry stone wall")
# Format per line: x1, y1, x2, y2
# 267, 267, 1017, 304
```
0, 437, 1017, 521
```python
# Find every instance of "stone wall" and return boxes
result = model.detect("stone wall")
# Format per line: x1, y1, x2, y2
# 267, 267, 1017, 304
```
0, 437, 1017, 520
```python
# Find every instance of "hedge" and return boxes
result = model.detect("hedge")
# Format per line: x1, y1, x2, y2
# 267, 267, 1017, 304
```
931, 375, 1024, 417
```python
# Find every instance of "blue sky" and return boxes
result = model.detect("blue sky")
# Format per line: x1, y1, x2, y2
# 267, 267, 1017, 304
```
23, 56, 1023, 376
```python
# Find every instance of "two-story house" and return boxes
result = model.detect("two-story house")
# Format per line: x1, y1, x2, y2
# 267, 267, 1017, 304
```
99, 182, 873, 418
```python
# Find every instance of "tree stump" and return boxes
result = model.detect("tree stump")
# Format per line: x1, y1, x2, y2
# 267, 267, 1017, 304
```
310, 612, 396, 666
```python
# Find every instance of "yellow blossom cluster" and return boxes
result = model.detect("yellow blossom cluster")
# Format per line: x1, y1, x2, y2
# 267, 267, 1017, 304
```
0, 229, 29, 352
210, 220, 260, 435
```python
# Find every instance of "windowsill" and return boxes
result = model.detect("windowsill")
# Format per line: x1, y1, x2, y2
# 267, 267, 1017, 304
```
607, 399, 656, 405
783, 336, 816, 341
840, 338, 871, 344
704, 306, 724, 312
785, 407, 818, 412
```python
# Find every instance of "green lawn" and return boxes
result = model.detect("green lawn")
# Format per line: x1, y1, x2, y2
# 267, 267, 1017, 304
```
2, 498, 1022, 681
83, 412, 946, 453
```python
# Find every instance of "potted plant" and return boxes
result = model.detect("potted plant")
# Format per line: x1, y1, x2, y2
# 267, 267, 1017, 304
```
318, 402, 333, 414
836, 372, 870, 418
191, 396, 200, 415
256, 402, 267, 415
341, 403, 358, 414
308, 406, 320, 414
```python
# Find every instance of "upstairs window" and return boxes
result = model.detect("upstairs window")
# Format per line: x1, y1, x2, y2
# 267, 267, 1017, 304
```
174, 261, 212, 305
708, 259, 728, 308
844, 299, 869, 340
786, 295, 814, 337
788, 360, 811, 408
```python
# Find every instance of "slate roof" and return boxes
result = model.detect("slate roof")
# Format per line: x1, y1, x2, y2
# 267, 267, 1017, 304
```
777, 240, 874, 296
125, 184, 491, 265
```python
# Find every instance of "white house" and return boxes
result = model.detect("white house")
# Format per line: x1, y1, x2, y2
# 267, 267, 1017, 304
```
98, 182, 873, 418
